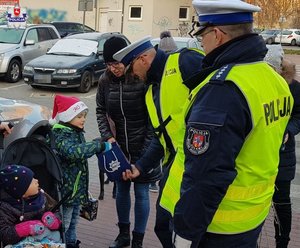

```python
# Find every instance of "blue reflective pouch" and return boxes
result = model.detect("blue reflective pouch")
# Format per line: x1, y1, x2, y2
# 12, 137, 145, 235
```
97, 142, 131, 181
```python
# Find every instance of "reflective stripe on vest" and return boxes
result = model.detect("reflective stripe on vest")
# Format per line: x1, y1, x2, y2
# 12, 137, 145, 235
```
160, 62, 293, 234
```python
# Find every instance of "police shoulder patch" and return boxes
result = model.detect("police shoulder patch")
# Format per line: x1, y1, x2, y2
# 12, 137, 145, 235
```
186, 127, 210, 155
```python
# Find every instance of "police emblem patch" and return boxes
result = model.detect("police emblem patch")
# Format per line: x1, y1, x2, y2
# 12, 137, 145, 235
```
186, 127, 210, 155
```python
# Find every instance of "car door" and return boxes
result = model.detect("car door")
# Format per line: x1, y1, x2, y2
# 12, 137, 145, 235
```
280, 30, 292, 43
36, 27, 58, 54
21, 28, 41, 65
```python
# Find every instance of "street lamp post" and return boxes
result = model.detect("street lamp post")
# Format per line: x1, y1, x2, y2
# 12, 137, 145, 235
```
278, 15, 286, 44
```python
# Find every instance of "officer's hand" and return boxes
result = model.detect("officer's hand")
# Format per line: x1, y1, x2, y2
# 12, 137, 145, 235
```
173, 233, 192, 248
122, 164, 140, 181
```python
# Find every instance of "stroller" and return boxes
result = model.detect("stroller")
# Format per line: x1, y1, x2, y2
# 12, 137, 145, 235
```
0, 121, 66, 248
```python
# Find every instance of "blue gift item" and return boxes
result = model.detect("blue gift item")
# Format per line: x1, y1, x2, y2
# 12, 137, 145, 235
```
97, 142, 131, 181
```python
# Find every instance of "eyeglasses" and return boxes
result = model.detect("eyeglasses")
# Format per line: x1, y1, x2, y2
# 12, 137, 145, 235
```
196, 27, 227, 42
196, 29, 214, 42
105, 62, 121, 68
125, 55, 143, 73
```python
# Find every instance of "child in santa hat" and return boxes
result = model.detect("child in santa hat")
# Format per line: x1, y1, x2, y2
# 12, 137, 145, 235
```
0, 164, 61, 246
49, 94, 112, 248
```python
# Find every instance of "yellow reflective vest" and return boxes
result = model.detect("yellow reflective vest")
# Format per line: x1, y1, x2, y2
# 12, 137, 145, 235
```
145, 49, 205, 165
160, 62, 293, 234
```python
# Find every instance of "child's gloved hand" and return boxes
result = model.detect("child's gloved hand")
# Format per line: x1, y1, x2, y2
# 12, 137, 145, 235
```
15, 220, 45, 238
41, 211, 61, 230
103, 142, 112, 152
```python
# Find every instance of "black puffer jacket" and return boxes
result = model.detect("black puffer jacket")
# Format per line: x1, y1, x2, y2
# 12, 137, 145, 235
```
96, 70, 161, 183
278, 79, 300, 181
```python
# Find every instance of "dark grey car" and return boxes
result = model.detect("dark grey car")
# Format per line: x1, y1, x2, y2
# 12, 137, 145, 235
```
23, 32, 130, 93
50, 21, 94, 38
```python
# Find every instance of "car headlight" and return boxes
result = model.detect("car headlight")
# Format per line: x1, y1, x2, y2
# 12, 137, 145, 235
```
23, 65, 34, 72
56, 69, 77, 74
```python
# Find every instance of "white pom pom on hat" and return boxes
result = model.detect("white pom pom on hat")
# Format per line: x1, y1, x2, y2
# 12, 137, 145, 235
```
49, 94, 88, 125
264, 44, 284, 72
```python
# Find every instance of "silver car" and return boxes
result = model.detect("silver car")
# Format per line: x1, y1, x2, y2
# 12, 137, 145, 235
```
151, 36, 202, 50
0, 96, 51, 159
0, 24, 60, 83
260, 29, 280, 44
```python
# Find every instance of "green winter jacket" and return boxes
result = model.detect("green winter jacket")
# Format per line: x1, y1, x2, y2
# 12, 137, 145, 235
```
52, 123, 104, 206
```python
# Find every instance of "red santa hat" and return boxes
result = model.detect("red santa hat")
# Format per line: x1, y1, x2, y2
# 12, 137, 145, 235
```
49, 95, 88, 125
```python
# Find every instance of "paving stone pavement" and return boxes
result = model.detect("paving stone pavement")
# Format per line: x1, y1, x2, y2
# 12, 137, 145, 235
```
76, 54, 300, 248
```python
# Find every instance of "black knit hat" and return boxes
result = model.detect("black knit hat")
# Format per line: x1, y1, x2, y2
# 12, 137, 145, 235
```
0, 165, 34, 199
103, 36, 128, 63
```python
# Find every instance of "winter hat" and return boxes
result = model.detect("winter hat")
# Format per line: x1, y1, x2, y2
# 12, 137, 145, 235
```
0, 165, 34, 199
264, 44, 284, 72
158, 31, 177, 52
49, 95, 88, 125
103, 36, 128, 63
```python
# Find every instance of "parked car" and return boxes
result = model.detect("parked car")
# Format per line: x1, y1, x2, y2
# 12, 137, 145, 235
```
0, 24, 60, 83
151, 36, 202, 49
50, 21, 94, 38
0, 96, 51, 158
23, 32, 130, 93
275, 29, 300, 46
260, 29, 280, 44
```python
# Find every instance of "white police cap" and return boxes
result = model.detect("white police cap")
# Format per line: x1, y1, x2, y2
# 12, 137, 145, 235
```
192, 0, 261, 35
113, 36, 153, 66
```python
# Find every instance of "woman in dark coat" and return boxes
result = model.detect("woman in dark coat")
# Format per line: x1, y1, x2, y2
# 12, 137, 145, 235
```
274, 59, 300, 248
96, 36, 160, 248
265, 45, 300, 248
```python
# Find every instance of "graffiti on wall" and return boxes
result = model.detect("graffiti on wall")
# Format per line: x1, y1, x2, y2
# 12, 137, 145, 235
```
27, 8, 66, 23
178, 22, 190, 37
153, 16, 172, 31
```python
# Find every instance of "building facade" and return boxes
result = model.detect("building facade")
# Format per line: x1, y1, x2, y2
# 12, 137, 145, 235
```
18, 0, 195, 42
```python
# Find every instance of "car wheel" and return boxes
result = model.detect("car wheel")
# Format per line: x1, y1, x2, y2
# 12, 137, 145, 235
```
78, 71, 92, 93
5, 59, 21, 83
291, 39, 296, 46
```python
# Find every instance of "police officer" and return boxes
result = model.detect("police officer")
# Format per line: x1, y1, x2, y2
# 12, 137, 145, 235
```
113, 36, 205, 247
159, 0, 294, 247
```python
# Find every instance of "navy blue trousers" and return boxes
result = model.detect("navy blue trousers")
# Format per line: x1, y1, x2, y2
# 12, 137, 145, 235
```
154, 166, 173, 248
196, 223, 263, 248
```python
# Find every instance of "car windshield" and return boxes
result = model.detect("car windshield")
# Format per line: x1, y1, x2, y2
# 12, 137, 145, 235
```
0, 28, 24, 44
47, 38, 98, 56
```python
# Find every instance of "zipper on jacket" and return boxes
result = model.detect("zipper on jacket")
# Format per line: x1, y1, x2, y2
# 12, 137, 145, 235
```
119, 81, 131, 162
